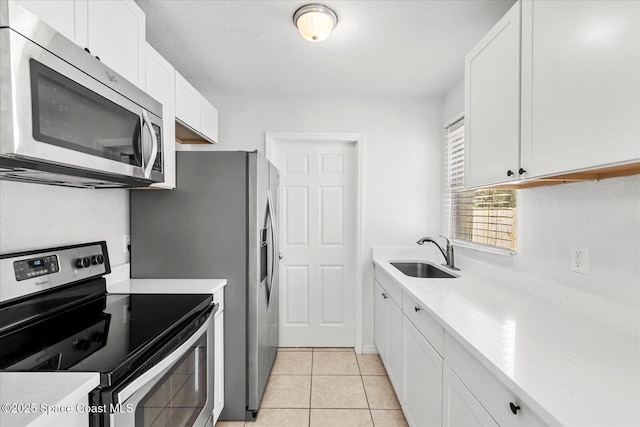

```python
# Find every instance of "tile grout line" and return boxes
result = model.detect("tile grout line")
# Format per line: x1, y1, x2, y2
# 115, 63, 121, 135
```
308, 348, 314, 426
354, 352, 376, 426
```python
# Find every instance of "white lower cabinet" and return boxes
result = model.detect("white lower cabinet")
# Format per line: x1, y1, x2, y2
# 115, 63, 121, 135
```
386, 297, 403, 393
444, 332, 546, 427
443, 364, 498, 427
373, 271, 403, 398
374, 281, 388, 362
373, 266, 547, 427
402, 317, 443, 427
213, 288, 225, 424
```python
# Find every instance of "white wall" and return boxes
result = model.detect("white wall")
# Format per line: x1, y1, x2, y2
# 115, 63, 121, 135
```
184, 94, 443, 349
443, 80, 640, 309
442, 79, 465, 121
0, 181, 129, 267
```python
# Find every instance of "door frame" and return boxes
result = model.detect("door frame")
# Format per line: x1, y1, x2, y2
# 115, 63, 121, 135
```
265, 132, 365, 353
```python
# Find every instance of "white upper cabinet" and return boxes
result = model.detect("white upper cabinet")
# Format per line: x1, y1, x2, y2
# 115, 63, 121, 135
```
465, 0, 640, 188
86, 0, 146, 88
465, 1, 521, 188
175, 71, 219, 144
145, 44, 176, 189
12, 0, 88, 46
200, 99, 219, 144
12, 0, 146, 88
175, 72, 201, 132
520, 0, 640, 178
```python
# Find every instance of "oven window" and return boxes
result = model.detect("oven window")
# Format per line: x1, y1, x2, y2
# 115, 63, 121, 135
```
135, 334, 208, 427
29, 59, 142, 167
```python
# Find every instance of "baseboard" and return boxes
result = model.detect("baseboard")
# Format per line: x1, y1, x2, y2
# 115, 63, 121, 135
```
359, 344, 378, 354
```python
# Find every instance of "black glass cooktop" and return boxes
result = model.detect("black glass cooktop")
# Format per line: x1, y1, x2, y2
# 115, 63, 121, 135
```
0, 283, 212, 386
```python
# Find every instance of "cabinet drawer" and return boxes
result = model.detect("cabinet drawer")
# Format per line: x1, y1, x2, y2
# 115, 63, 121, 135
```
444, 332, 547, 427
402, 292, 443, 356
213, 287, 224, 314
374, 265, 402, 306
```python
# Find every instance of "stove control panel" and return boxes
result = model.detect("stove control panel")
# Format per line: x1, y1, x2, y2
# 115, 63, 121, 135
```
13, 255, 60, 281
0, 242, 111, 303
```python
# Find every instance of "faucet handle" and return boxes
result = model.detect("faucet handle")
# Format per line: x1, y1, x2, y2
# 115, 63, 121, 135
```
439, 235, 452, 248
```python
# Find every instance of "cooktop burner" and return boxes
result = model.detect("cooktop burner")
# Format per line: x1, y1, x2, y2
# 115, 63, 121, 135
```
0, 289, 212, 385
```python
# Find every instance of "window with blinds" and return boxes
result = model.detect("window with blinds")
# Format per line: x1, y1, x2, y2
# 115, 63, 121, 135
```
442, 117, 517, 251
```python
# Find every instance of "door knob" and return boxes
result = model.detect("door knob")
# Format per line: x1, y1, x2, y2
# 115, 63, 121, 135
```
278, 253, 283, 260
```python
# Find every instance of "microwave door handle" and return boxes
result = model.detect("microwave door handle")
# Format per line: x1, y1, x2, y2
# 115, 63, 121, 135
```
141, 110, 158, 179
137, 114, 145, 173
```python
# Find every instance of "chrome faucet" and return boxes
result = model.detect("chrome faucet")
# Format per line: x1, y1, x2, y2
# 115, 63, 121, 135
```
417, 235, 459, 270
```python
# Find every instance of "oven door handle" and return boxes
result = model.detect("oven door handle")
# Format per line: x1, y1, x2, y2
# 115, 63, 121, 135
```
115, 312, 211, 403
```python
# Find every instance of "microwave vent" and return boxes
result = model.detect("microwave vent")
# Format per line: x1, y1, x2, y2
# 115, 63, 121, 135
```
0, 167, 127, 188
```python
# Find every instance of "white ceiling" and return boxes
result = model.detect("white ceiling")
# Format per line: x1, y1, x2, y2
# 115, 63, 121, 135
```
136, 0, 516, 99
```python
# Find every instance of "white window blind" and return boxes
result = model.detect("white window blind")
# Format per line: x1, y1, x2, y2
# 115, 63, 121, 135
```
442, 117, 517, 251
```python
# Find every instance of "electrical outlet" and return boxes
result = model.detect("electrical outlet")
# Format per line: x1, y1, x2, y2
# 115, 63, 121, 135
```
123, 234, 131, 254
571, 246, 589, 274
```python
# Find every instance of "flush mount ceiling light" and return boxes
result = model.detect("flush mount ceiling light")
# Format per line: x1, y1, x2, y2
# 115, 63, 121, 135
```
293, 4, 338, 42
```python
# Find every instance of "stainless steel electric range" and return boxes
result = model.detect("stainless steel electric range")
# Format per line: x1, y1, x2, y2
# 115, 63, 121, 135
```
0, 242, 217, 427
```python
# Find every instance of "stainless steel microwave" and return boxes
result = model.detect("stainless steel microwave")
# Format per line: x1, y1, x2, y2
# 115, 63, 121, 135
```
0, 1, 164, 188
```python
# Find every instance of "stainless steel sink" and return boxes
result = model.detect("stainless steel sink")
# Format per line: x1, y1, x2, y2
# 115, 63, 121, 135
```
390, 262, 458, 279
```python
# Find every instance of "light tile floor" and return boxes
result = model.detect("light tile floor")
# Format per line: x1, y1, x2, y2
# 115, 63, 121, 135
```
215, 347, 408, 427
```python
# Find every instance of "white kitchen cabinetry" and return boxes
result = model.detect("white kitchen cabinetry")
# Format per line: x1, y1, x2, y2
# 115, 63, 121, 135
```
175, 72, 219, 144
373, 274, 403, 396
13, 0, 146, 88
520, 0, 640, 178
465, 0, 640, 188
12, 0, 87, 46
145, 44, 176, 189
374, 282, 388, 361
402, 316, 443, 427
213, 287, 225, 424
442, 365, 498, 427
86, 0, 146, 88
445, 332, 546, 427
464, 1, 521, 188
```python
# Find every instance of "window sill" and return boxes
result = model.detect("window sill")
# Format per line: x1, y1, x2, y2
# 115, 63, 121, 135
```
451, 239, 517, 256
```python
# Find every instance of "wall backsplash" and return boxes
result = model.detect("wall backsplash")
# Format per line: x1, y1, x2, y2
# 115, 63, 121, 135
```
459, 174, 640, 309
0, 181, 129, 266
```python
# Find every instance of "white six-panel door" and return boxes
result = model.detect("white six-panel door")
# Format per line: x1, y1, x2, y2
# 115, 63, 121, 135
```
270, 140, 356, 347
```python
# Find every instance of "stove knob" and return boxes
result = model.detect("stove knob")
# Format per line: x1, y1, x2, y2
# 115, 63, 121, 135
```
72, 338, 91, 351
76, 257, 91, 268
91, 255, 104, 265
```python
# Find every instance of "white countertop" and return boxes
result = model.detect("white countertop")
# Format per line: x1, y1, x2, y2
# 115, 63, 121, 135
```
373, 248, 640, 427
107, 278, 227, 295
0, 372, 99, 426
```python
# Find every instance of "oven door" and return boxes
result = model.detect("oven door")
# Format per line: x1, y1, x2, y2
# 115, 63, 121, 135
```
0, 28, 163, 183
107, 316, 214, 427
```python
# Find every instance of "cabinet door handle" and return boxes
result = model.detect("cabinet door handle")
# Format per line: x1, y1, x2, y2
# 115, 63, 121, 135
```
382, 293, 388, 299
414, 306, 420, 312
518, 168, 526, 175
507, 170, 514, 177
510, 402, 521, 415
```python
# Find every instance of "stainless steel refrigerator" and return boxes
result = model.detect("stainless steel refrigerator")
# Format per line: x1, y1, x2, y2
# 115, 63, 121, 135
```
130, 151, 280, 421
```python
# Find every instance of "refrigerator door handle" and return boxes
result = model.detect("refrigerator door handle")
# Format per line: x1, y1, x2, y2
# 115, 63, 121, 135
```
266, 191, 277, 304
